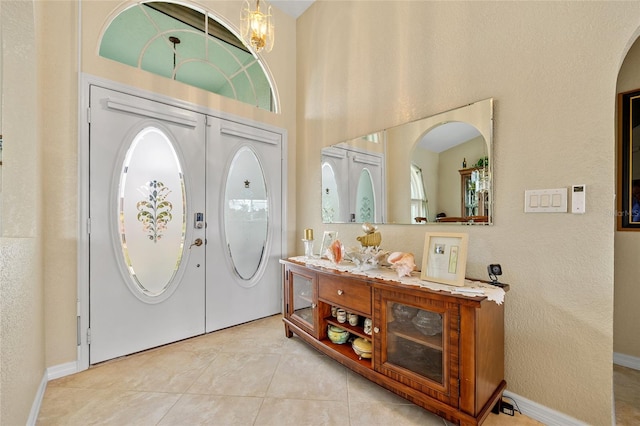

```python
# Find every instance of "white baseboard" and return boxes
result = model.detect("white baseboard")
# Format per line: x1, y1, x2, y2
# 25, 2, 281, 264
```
504, 390, 587, 426
26, 372, 48, 426
27, 361, 79, 425
613, 352, 640, 370
47, 361, 79, 380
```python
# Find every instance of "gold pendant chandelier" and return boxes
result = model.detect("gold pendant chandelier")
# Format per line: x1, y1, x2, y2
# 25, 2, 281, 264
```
241, 0, 275, 53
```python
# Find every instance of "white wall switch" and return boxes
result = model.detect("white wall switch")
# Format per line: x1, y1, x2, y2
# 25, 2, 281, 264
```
525, 188, 568, 213
571, 184, 586, 214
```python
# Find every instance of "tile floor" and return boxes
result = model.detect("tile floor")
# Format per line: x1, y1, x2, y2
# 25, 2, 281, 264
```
614, 364, 640, 425
37, 315, 631, 425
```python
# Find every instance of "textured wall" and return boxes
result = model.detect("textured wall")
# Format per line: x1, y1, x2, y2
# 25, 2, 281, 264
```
0, 2, 46, 425
296, 2, 640, 424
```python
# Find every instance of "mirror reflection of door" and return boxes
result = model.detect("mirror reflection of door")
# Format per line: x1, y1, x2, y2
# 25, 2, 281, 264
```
321, 163, 341, 223
347, 150, 384, 223
355, 168, 375, 223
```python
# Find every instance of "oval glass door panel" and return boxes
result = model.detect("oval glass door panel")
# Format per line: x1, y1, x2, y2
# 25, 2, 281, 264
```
356, 168, 375, 223
118, 127, 186, 297
322, 162, 340, 223
224, 146, 268, 281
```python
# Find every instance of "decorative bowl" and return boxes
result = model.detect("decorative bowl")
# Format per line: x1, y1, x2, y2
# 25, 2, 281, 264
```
412, 310, 443, 336
352, 337, 372, 359
392, 303, 418, 324
327, 325, 350, 344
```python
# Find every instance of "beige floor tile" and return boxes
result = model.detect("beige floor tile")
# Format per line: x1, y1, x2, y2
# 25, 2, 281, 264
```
157, 394, 263, 425
187, 352, 280, 397
267, 352, 348, 400
38, 387, 180, 426
349, 401, 446, 426
254, 398, 349, 426
347, 370, 411, 404
614, 364, 640, 425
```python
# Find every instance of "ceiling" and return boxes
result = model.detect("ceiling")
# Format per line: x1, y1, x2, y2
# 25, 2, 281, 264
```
270, 0, 315, 18
419, 122, 482, 153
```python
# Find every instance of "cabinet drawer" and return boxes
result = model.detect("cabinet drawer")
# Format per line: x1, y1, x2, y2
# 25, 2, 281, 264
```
318, 275, 371, 315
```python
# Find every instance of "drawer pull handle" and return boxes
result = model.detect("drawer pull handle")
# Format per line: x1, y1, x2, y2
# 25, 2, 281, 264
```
373, 327, 380, 334
337, 290, 344, 295
311, 303, 316, 309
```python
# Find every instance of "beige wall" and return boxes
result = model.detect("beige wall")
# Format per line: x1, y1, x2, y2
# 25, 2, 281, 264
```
296, 2, 640, 424
615, 38, 640, 359
1, 2, 46, 425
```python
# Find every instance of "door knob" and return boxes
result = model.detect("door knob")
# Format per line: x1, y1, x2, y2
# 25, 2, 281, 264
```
190, 238, 203, 249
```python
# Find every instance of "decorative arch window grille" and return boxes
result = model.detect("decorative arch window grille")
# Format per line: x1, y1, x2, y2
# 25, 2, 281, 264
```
100, 1, 277, 112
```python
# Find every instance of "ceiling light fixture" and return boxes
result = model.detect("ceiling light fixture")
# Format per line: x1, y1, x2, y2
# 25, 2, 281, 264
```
241, 0, 274, 53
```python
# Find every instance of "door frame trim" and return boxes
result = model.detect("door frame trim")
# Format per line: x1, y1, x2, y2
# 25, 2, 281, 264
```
77, 73, 288, 371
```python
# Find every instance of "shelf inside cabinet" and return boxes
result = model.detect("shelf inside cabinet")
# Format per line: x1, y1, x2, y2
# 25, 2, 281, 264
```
325, 317, 371, 340
388, 322, 443, 351
320, 338, 373, 368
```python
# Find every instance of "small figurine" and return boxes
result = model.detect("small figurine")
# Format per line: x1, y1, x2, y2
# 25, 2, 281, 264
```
357, 222, 381, 247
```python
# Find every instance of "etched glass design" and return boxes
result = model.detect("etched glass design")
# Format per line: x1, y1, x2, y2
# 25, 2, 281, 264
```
224, 147, 268, 281
321, 163, 339, 223
356, 168, 375, 222
119, 127, 186, 296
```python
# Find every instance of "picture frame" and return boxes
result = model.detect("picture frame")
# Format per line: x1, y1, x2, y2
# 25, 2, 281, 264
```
320, 231, 338, 258
420, 232, 469, 286
617, 89, 640, 229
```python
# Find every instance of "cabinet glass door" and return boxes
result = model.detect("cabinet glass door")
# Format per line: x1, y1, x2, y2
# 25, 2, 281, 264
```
374, 287, 459, 405
291, 271, 315, 331
386, 302, 444, 385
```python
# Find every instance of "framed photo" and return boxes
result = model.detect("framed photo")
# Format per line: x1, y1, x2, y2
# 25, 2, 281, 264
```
420, 232, 469, 286
320, 231, 338, 258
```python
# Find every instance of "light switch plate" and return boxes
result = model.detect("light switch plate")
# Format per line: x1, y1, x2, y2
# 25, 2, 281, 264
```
525, 188, 568, 213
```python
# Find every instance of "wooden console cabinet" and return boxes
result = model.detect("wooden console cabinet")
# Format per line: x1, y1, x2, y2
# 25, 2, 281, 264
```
282, 258, 506, 426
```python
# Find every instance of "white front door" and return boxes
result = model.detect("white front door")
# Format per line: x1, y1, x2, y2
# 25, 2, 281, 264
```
88, 86, 206, 364
205, 118, 283, 332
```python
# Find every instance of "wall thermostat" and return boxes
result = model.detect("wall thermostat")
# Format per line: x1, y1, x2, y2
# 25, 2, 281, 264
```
571, 184, 586, 214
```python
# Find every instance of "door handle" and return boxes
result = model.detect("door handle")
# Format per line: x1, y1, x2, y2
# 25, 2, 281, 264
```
189, 238, 203, 249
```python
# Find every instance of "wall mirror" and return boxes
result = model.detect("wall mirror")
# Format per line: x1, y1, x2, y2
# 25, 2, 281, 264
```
618, 89, 640, 229
321, 98, 493, 225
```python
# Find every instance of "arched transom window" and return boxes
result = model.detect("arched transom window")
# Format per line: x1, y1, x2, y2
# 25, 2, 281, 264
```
100, 1, 277, 112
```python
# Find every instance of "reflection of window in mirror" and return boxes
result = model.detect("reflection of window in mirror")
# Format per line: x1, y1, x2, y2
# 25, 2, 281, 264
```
411, 164, 429, 223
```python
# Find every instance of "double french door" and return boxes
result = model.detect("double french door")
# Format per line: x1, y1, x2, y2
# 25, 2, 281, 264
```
88, 86, 282, 364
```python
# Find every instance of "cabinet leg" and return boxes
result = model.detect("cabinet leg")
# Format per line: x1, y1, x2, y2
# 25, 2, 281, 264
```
284, 323, 293, 338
